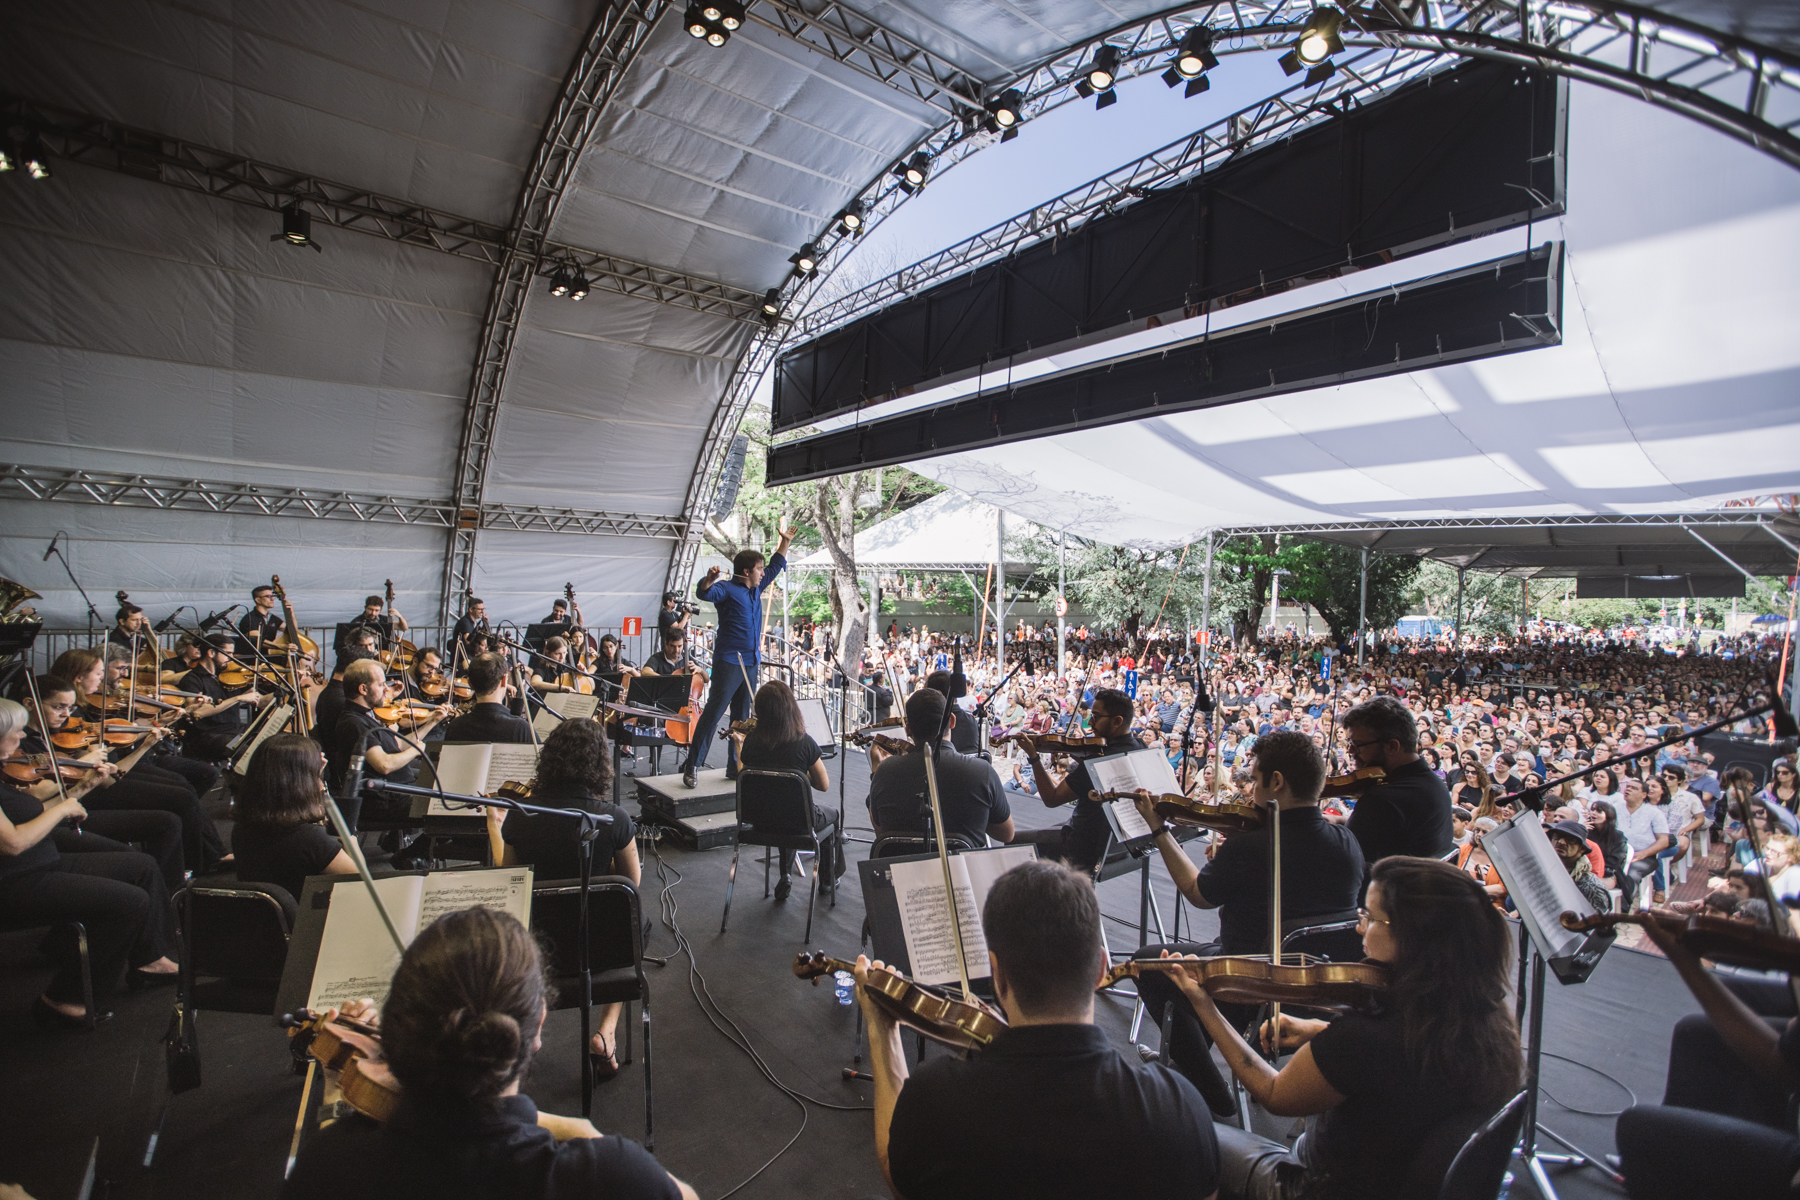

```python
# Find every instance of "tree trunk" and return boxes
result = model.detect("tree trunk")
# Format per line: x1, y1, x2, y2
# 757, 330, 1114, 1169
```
816, 475, 868, 687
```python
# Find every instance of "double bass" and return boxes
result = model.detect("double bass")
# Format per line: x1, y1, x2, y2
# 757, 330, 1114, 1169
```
380, 579, 417, 672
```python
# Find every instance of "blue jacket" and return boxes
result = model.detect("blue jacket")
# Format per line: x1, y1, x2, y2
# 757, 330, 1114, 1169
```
698, 552, 786, 661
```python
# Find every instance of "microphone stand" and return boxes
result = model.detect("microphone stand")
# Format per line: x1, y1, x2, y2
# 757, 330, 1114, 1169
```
919, 637, 974, 1000
45, 537, 104, 646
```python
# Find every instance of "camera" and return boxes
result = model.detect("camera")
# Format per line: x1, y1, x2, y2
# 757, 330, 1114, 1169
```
673, 601, 702, 614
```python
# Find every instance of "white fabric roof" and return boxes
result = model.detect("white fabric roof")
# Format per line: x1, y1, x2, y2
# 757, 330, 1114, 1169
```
791, 490, 1034, 572
900, 81, 1800, 550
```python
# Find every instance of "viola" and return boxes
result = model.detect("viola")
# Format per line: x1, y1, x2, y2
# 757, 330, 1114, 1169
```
719, 718, 757, 739
1560, 910, 1800, 974
1099, 954, 1389, 1011
1098, 790, 1264, 833
850, 716, 905, 738
3, 753, 97, 784
1321, 767, 1387, 798
992, 731, 1110, 757
284, 1009, 399, 1124
793, 952, 1007, 1051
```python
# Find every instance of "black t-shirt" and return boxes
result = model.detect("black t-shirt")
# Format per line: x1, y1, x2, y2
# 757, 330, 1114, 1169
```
1347, 756, 1454, 865
182, 667, 241, 733
0, 782, 60, 880
314, 680, 349, 744
888, 1023, 1219, 1200
501, 788, 635, 881
443, 703, 534, 745
1308, 1009, 1494, 1200
1060, 733, 1143, 870
643, 651, 689, 677
656, 607, 682, 640
283, 1094, 676, 1200
232, 821, 341, 898
240, 610, 284, 642
1194, 806, 1365, 955
737, 733, 821, 776
330, 705, 416, 793
868, 744, 1010, 850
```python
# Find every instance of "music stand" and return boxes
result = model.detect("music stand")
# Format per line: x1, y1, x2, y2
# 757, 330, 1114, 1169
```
1479, 811, 1617, 1200
626, 674, 688, 716
523, 623, 567, 652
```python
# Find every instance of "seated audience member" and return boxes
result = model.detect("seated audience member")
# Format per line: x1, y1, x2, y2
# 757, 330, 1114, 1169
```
232, 733, 357, 899
854, 860, 1220, 1199
1546, 819, 1612, 913
284, 908, 695, 1200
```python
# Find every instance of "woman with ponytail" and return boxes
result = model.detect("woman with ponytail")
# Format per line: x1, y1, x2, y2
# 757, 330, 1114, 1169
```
285, 908, 695, 1200
1164, 856, 1523, 1200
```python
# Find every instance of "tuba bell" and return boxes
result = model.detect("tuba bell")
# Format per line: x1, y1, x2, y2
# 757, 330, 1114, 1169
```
0, 578, 42, 623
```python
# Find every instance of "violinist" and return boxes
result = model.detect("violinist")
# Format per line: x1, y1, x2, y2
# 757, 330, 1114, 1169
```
867, 688, 1014, 852
329, 659, 453, 836
483, 717, 637, 1081
0, 698, 180, 1030
442, 654, 532, 744
181, 634, 273, 762
396, 646, 445, 703
1164, 857, 1521, 1200
1339, 696, 1454, 865
231, 733, 357, 899
855, 860, 1220, 1199
240, 584, 284, 646
1012, 687, 1139, 873
680, 529, 793, 789
283, 907, 695, 1200
1613, 907, 1800, 1200
29, 672, 225, 878
733, 680, 840, 898
1127, 731, 1364, 1116
91, 644, 221, 798
452, 597, 489, 659
159, 632, 204, 684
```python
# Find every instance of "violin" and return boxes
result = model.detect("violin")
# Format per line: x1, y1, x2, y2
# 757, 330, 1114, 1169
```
494, 780, 533, 803
1560, 910, 1800, 974
1320, 767, 1386, 798
793, 952, 1007, 1052
3, 753, 97, 784
284, 1009, 399, 1123
1098, 954, 1389, 1011
372, 700, 438, 726
992, 731, 1111, 757
50, 718, 97, 751
1098, 790, 1264, 833
720, 718, 756, 740
850, 716, 905, 738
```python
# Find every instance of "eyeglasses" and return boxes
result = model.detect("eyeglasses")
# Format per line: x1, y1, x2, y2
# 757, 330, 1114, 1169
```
1356, 907, 1389, 927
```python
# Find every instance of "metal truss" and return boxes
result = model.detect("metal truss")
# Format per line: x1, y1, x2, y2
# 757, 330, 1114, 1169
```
746, 0, 990, 116
2, 94, 764, 325
442, 0, 670, 624
0, 464, 686, 541
1217, 513, 1792, 538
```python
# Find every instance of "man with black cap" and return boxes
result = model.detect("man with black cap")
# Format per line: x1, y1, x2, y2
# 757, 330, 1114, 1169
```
1547, 817, 1613, 913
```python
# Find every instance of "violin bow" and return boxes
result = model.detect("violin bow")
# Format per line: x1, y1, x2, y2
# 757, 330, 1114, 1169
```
919, 637, 975, 1000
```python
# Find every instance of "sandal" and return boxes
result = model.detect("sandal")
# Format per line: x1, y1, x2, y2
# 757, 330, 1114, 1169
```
589, 1033, 621, 1082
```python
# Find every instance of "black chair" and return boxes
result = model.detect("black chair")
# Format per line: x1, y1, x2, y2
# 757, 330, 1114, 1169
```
721, 769, 830, 941
0, 915, 95, 1030
869, 833, 978, 860
1400, 1090, 1529, 1200
532, 877, 653, 1147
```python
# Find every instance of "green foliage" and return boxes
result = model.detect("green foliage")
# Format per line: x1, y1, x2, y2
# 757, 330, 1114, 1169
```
1008, 530, 1208, 634
1282, 542, 1422, 643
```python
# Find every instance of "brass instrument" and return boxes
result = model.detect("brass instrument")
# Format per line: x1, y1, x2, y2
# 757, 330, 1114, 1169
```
0, 578, 42, 623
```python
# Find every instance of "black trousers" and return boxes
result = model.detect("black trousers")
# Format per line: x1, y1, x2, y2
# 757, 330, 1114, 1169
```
1616, 1105, 1800, 1199
1131, 939, 1254, 1117
86, 763, 225, 874
681, 654, 757, 775
152, 747, 220, 798
0, 852, 171, 1003
55, 808, 185, 894
1662, 1011, 1793, 1129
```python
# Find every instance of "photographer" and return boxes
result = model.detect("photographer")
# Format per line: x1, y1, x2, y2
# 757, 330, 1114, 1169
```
658, 592, 697, 645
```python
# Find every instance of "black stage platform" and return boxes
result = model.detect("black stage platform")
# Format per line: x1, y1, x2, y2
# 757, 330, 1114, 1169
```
1, 748, 1695, 1200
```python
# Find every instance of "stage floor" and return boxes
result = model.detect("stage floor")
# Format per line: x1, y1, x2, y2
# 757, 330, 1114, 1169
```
0, 748, 1692, 1200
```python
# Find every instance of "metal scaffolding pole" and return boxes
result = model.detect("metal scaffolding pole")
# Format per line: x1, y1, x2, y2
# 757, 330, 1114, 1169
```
1454, 567, 1466, 647
1057, 532, 1067, 678
1199, 533, 1215, 672
1357, 546, 1369, 667
995, 507, 1005, 685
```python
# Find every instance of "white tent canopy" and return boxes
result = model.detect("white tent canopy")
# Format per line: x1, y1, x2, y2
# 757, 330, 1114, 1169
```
791, 491, 1036, 573
900, 83, 1800, 550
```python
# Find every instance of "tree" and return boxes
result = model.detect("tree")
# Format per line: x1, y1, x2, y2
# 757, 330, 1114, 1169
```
1281, 543, 1422, 645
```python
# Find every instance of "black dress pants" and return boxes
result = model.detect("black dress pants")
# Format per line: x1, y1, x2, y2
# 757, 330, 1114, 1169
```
56, 808, 185, 893
0, 852, 171, 1003
778, 807, 845, 882
1616, 1104, 1800, 1199
1132, 939, 1254, 1117
86, 764, 226, 873
1661, 1011, 1792, 1129
151, 747, 220, 799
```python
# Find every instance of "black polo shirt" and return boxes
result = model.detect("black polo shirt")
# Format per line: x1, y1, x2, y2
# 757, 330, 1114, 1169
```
1194, 804, 1365, 955
284, 1093, 676, 1200
1347, 756, 1455, 864
1060, 732, 1143, 871
868, 743, 1010, 850
888, 1023, 1219, 1200
442, 703, 534, 745
239, 609, 284, 643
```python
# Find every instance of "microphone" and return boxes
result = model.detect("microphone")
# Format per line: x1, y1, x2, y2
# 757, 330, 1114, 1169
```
42, 532, 60, 562
153, 607, 185, 634
199, 605, 242, 631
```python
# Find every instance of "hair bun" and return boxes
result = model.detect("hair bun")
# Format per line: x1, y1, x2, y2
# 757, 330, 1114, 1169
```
442, 1007, 522, 1074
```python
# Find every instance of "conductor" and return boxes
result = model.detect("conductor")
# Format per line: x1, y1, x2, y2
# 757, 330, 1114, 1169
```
679, 524, 793, 789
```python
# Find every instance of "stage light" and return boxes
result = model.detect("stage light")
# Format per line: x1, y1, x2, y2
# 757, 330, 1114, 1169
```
685, 3, 728, 43
685, 4, 709, 37
22, 133, 51, 181
707, 25, 729, 47
270, 202, 321, 251
1175, 29, 1218, 78
790, 242, 819, 276
893, 151, 931, 194
0, 141, 14, 172
761, 287, 783, 325
567, 268, 590, 301
711, 0, 744, 29
836, 200, 865, 234
1279, 7, 1344, 81
988, 89, 1023, 129
548, 266, 572, 297
1086, 45, 1119, 92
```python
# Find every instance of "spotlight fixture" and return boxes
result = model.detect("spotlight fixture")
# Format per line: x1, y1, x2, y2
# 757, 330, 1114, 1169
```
567, 268, 590, 301
685, 2, 729, 45
892, 151, 931, 194
835, 200, 866, 234
1085, 45, 1119, 92
987, 88, 1023, 129
270, 201, 321, 252
1163, 29, 1217, 96
20, 132, 51, 181
0, 139, 14, 173
760, 287, 783, 325
707, 0, 744, 29
685, 5, 709, 37
790, 242, 819, 276
548, 266, 572, 297
1278, 7, 1344, 84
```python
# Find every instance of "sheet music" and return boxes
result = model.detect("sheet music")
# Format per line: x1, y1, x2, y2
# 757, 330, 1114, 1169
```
427, 744, 541, 814
889, 846, 1036, 987
482, 743, 539, 793
532, 691, 599, 737
1086, 749, 1180, 842
306, 869, 534, 1010
1480, 810, 1596, 961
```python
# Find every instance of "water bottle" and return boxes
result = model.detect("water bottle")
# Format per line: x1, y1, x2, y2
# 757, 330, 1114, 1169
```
834, 970, 854, 1006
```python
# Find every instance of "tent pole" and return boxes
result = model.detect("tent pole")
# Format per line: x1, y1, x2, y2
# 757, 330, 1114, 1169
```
1357, 546, 1369, 667
995, 508, 1005, 689
1454, 567, 1465, 649
1199, 533, 1215, 673
1270, 534, 1281, 641
1057, 532, 1067, 679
